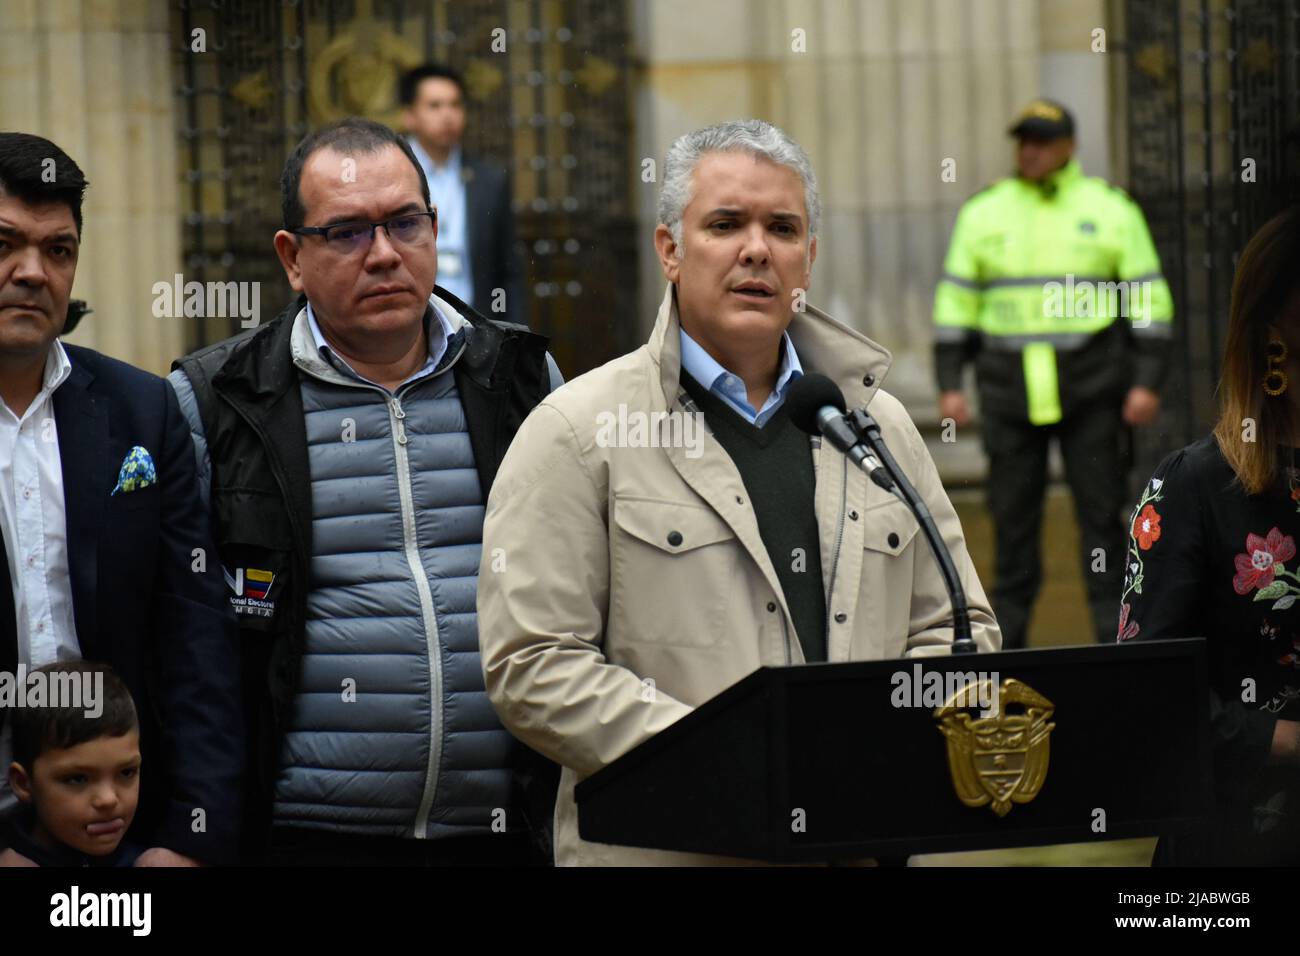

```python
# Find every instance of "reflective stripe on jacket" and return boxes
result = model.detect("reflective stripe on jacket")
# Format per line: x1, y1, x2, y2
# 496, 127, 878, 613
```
933, 159, 1173, 423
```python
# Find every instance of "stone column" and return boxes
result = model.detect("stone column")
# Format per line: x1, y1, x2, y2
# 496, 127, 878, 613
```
0, 0, 183, 376
1039, 0, 1110, 180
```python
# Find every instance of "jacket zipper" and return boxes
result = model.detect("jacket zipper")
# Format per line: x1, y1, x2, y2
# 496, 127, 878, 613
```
387, 391, 446, 839
294, 337, 470, 840
398, 336, 467, 837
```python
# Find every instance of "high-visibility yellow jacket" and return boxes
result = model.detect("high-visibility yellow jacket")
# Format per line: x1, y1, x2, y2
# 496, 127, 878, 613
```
933, 159, 1173, 425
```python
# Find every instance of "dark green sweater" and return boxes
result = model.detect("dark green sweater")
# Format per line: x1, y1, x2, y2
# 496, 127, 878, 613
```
681, 372, 827, 662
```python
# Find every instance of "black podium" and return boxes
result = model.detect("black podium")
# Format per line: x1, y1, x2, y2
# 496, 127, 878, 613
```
575, 639, 1210, 863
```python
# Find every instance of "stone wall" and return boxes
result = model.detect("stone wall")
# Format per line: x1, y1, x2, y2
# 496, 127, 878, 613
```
0, 0, 183, 376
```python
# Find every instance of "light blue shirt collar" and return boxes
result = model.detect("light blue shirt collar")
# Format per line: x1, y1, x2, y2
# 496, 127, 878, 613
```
306, 300, 453, 391
678, 327, 803, 427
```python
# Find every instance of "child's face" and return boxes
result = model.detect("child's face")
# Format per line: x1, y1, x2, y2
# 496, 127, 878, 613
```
9, 730, 141, 857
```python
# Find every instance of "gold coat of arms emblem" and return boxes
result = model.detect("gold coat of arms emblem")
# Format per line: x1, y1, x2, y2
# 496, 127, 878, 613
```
935, 678, 1055, 817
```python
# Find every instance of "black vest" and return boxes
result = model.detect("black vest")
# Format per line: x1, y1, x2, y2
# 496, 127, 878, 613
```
174, 288, 556, 858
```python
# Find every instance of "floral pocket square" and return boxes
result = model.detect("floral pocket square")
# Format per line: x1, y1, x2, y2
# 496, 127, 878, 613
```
112, 445, 157, 495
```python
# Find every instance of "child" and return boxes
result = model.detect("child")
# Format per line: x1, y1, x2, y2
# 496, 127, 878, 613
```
1, 661, 143, 866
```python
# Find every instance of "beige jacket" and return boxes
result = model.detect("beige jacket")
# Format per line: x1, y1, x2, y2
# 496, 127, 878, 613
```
477, 285, 1001, 865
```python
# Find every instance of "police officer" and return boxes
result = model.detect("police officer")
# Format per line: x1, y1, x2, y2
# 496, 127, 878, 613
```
933, 99, 1173, 649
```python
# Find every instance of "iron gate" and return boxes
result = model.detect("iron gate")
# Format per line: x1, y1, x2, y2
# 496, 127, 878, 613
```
1115, 0, 1300, 481
171, 0, 639, 377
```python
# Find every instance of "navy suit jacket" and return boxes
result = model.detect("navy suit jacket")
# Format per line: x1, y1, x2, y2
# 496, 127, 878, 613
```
0, 344, 243, 863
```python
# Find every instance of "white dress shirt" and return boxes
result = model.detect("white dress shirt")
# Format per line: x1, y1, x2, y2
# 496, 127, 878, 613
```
0, 339, 79, 816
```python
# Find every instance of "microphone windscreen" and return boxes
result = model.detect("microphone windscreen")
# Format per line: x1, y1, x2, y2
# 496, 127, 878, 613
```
786, 373, 847, 435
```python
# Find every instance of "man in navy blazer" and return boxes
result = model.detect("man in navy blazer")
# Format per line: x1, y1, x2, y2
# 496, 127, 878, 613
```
0, 133, 242, 865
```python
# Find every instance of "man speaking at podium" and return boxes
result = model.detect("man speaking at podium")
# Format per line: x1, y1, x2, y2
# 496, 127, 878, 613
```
477, 120, 1000, 865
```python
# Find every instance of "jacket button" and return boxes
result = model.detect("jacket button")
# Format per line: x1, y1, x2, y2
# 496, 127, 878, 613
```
767, 602, 777, 612
736, 496, 744, 505
849, 510, 859, 521
863, 374, 875, 387
834, 612, 847, 623
888, 532, 900, 548
667, 530, 683, 546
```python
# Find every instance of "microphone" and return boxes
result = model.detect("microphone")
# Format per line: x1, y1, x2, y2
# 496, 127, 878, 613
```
786, 375, 895, 492
787, 373, 978, 655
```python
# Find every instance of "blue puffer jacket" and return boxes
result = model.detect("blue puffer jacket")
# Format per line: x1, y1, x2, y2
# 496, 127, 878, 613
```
276, 329, 507, 835
168, 295, 562, 845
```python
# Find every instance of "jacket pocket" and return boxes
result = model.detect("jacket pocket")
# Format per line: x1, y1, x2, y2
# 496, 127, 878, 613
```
610, 496, 738, 648
111, 482, 161, 512
860, 500, 921, 557
212, 488, 294, 634
857, 501, 923, 657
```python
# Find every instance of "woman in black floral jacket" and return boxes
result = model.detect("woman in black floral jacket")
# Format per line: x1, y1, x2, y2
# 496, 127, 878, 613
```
1120, 206, 1300, 865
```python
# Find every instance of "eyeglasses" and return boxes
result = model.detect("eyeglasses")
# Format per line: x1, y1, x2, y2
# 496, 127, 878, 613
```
293, 210, 437, 254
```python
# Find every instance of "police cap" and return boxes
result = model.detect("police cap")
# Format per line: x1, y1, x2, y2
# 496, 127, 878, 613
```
1008, 98, 1075, 139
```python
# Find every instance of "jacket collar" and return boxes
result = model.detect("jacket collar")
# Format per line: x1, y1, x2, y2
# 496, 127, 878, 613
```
206, 285, 548, 553
213, 285, 496, 401
647, 284, 892, 413
1017, 157, 1082, 198
290, 293, 471, 390
1049, 157, 1083, 189
210, 294, 301, 403
6, 807, 134, 867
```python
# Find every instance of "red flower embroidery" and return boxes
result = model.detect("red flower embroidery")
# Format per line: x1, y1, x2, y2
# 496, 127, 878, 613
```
1132, 504, 1162, 550
1233, 528, 1297, 595
1117, 602, 1139, 642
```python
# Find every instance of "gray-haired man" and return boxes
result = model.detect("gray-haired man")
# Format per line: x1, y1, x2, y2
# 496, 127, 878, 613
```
476, 119, 1000, 865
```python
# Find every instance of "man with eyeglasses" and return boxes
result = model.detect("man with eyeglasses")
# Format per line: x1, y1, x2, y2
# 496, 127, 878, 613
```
166, 117, 563, 865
